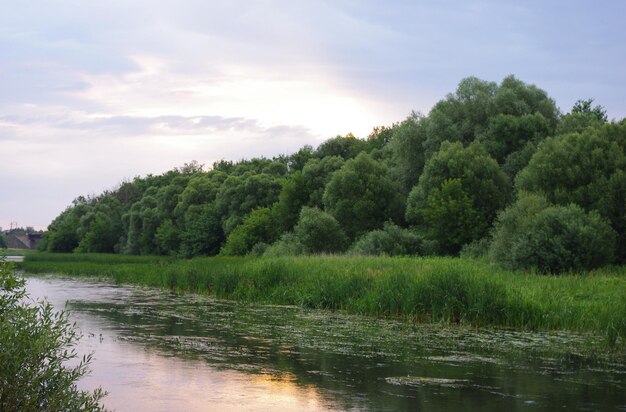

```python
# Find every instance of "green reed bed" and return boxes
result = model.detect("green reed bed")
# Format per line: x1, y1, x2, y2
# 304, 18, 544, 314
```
19, 253, 626, 348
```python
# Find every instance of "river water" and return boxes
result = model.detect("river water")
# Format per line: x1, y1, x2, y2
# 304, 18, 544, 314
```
24, 275, 625, 411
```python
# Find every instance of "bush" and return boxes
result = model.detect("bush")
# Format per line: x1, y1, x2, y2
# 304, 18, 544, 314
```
515, 124, 626, 261
263, 208, 348, 256
488, 192, 551, 267
460, 237, 491, 259
0, 255, 107, 411
221, 208, 280, 256
490, 198, 617, 273
263, 233, 304, 257
293, 207, 348, 254
350, 223, 432, 256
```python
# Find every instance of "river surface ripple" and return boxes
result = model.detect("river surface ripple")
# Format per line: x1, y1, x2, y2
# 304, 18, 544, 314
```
24, 275, 626, 412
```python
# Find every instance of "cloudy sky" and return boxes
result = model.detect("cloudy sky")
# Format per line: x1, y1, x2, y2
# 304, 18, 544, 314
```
1, 0, 625, 230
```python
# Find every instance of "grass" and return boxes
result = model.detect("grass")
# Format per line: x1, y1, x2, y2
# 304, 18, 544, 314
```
18, 253, 626, 349
3, 248, 39, 256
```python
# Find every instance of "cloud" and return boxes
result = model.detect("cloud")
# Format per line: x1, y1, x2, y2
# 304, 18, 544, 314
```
1, 0, 625, 230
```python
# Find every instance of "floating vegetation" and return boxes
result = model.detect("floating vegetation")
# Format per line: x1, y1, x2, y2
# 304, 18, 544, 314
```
19, 254, 626, 348
385, 376, 470, 388
25, 275, 626, 411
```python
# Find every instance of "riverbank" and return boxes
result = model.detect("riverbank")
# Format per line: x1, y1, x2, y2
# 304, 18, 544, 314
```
18, 253, 626, 348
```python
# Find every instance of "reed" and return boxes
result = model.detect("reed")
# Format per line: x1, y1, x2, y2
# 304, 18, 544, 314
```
19, 253, 626, 348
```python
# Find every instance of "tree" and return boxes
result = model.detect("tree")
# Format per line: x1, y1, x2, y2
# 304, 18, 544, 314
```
45, 211, 81, 253
221, 208, 281, 256
556, 98, 607, 135
179, 204, 223, 258
478, 113, 551, 165
423, 75, 558, 162
301, 156, 345, 208
323, 152, 404, 240
76, 212, 120, 253
572, 98, 607, 122
287, 145, 314, 172
515, 123, 626, 261
214, 172, 283, 235
314, 134, 367, 160
273, 172, 309, 233
388, 112, 429, 192
155, 219, 179, 255
406, 141, 510, 253
421, 179, 482, 254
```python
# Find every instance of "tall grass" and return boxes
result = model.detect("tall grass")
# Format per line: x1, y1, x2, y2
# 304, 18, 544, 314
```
19, 253, 626, 348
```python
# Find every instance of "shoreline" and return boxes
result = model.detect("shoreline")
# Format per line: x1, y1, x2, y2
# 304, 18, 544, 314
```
17, 253, 626, 349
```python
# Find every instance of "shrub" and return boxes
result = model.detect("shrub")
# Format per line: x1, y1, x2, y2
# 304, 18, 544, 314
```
350, 223, 432, 256
488, 192, 551, 268
293, 207, 348, 254
490, 198, 617, 273
515, 124, 626, 261
460, 237, 491, 259
0, 255, 107, 411
263, 233, 304, 257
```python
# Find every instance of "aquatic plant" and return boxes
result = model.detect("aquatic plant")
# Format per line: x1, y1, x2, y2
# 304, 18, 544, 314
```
19, 253, 626, 348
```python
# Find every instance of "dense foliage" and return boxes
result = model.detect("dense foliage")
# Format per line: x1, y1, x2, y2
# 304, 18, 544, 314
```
489, 195, 617, 273
41, 76, 625, 274
0, 256, 107, 411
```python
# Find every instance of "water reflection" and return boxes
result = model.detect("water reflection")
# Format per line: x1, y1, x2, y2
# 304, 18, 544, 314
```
25, 275, 626, 412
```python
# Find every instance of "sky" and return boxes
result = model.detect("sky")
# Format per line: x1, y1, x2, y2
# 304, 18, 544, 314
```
1, 0, 625, 231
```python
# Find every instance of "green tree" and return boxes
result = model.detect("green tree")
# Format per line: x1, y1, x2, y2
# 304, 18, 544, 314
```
76, 212, 120, 253
422, 179, 482, 254
301, 156, 345, 208
287, 145, 314, 172
423, 75, 558, 161
0, 256, 107, 411
45, 211, 81, 253
273, 172, 309, 232
572, 98, 608, 121
556, 98, 607, 135
323, 152, 404, 240
478, 113, 551, 165
406, 141, 510, 251
314, 134, 367, 160
179, 204, 223, 258
155, 219, 179, 255
515, 123, 626, 261
221, 208, 281, 256
215, 172, 283, 235
388, 112, 429, 192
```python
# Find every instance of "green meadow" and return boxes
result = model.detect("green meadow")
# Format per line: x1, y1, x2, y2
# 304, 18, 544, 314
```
19, 253, 626, 348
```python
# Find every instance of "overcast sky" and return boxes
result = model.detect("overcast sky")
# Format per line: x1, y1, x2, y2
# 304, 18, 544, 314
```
1, 0, 625, 230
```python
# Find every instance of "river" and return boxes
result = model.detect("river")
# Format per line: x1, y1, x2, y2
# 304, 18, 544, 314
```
24, 275, 625, 411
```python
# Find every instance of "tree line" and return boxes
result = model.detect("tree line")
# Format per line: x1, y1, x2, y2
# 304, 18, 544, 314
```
40, 75, 626, 273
